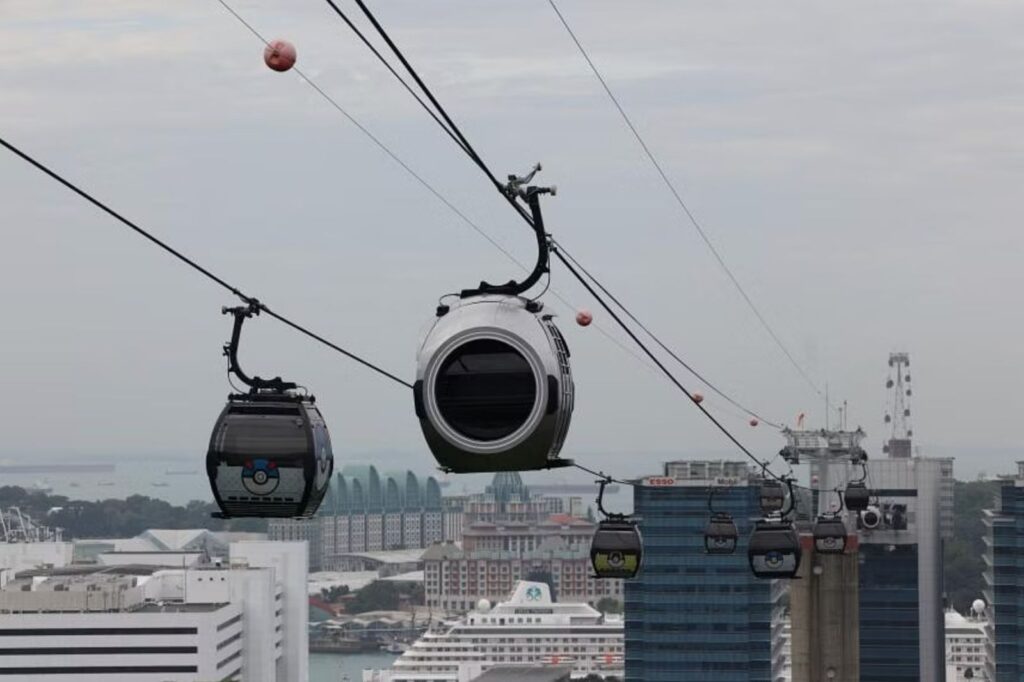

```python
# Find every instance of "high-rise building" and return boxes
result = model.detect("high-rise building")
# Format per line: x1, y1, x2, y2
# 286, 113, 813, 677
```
0, 541, 307, 681
269, 465, 443, 570
807, 353, 953, 682
984, 461, 1024, 681
625, 460, 772, 682
815, 453, 952, 682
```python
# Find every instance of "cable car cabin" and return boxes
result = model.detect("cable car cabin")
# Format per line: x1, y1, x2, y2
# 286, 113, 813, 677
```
748, 519, 801, 579
759, 480, 786, 515
844, 481, 870, 511
813, 515, 848, 554
590, 519, 642, 579
414, 296, 575, 473
704, 513, 738, 555
206, 394, 333, 519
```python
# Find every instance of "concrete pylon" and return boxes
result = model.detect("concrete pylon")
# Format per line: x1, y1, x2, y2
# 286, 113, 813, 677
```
789, 534, 860, 682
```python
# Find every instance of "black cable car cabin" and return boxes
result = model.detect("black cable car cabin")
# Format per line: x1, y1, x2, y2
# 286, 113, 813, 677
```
844, 481, 870, 511
590, 519, 642, 579
206, 303, 334, 519
760, 480, 786, 514
207, 394, 333, 519
813, 515, 848, 554
704, 513, 739, 555
748, 519, 802, 579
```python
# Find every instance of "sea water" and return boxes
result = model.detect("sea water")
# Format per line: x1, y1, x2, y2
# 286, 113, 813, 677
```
311, 652, 398, 682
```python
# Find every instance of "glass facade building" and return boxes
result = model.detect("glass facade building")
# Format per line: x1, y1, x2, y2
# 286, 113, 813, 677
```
984, 464, 1024, 681
819, 455, 952, 682
859, 544, 920, 681
625, 461, 772, 682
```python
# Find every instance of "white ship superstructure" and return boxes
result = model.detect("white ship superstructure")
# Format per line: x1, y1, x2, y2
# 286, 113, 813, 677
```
364, 581, 623, 681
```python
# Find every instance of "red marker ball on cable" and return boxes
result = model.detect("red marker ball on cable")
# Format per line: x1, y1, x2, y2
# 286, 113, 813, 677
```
749, 418, 759, 427
575, 310, 593, 327
692, 392, 704, 405
264, 40, 297, 72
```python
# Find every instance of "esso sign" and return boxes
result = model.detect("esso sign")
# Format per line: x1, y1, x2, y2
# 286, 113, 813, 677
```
645, 477, 676, 487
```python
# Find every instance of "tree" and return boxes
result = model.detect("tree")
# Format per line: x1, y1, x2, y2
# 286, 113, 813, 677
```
0, 486, 267, 539
348, 581, 402, 614
596, 597, 623, 614
944, 479, 999, 613
320, 585, 350, 603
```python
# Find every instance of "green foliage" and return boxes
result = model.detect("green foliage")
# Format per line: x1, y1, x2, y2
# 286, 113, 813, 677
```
348, 581, 402, 613
0, 486, 266, 539
320, 585, 351, 603
944, 479, 1000, 613
596, 597, 623, 614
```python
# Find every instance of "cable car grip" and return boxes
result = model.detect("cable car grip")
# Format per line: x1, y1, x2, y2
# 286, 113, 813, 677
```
460, 165, 555, 300
222, 302, 297, 394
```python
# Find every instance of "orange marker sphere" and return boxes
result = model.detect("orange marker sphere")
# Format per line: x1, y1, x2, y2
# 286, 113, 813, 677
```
692, 392, 704, 404
749, 418, 759, 427
575, 309, 593, 327
264, 40, 297, 72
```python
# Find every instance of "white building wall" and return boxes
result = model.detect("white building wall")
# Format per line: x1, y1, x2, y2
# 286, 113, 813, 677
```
0, 542, 71, 573
402, 512, 422, 549
423, 511, 443, 546
232, 541, 308, 682
0, 607, 238, 681
366, 515, 384, 551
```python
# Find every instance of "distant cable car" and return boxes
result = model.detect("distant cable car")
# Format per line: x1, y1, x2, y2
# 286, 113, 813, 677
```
844, 481, 870, 512
415, 168, 573, 473
859, 505, 882, 529
886, 379, 894, 388
760, 479, 786, 515
590, 477, 642, 579
748, 518, 801, 579
590, 519, 643, 579
207, 304, 333, 519
704, 487, 738, 554
705, 512, 738, 555
884, 414, 892, 424
813, 514, 848, 554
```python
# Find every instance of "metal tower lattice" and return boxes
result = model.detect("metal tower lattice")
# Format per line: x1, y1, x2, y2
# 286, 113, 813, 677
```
884, 352, 913, 458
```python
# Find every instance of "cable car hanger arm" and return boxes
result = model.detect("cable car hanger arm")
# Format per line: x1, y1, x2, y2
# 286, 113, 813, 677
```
223, 303, 297, 393
459, 166, 554, 300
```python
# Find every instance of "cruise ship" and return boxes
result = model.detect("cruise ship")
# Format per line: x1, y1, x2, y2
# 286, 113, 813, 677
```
363, 581, 624, 682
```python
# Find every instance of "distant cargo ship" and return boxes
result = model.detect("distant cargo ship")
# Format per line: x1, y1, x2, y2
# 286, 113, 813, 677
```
0, 464, 114, 474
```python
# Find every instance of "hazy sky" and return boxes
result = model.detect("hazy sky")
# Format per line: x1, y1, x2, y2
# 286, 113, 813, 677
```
1, 0, 1022, 486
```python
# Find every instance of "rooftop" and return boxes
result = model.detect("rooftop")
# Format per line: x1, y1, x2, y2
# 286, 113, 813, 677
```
335, 549, 425, 565
471, 665, 571, 682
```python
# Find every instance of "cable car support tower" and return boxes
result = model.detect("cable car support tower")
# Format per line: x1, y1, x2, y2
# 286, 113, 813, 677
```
778, 428, 867, 682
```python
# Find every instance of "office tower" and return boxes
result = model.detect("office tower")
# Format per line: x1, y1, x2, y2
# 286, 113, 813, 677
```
625, 460, 771, 682
816, 451, 952, 682
984, 462, 1024, 681
811, 352, 953, 682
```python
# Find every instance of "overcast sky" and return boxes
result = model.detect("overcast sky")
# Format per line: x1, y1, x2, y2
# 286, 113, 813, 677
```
1, 0, 1021, 486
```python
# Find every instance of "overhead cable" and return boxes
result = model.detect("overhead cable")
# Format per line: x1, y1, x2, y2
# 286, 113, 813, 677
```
215, 0, 792, 475
544, 0, 828, 406
306, 0, 784, 428
0, 136, 413, 390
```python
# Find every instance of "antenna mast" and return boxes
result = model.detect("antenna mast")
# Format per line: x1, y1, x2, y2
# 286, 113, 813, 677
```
884, 352, 913, 458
